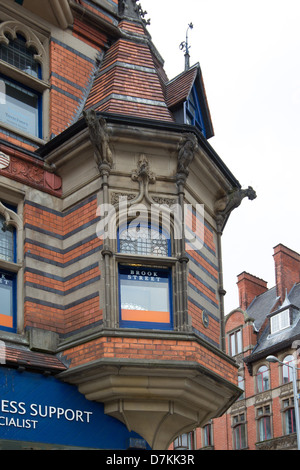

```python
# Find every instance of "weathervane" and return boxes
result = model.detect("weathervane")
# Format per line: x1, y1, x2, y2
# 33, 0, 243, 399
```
179, 23, 193, 71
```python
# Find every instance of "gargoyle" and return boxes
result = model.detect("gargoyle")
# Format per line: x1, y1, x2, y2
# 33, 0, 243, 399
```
83, 109, 113, 171
176, 133, 198, 183
215, 186, 257, 232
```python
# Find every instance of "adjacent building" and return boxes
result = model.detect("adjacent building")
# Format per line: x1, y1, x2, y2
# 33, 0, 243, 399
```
0, 0, 254, 449
193, 244, 300, 450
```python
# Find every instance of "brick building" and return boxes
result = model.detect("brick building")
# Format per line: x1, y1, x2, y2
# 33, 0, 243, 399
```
0, 0, 254, 450
190, 244, 300, 450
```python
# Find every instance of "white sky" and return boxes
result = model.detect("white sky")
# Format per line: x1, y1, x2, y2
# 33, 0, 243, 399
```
141, 0, 300, 312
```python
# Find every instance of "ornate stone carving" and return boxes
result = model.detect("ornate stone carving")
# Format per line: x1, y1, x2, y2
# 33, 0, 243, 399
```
10, 157, 44, 185
214, 186, 257, 232
111, 192, 136, 206
0, 201, 22, 230
83, 110, 113, 173
176, 133, 198, 184
152, 196, 177, 207
131, 154, 155, 184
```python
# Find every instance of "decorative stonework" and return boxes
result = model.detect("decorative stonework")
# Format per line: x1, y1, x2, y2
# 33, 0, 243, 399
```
131, 154, 155, 184
152, 196, 177, 207
0, 21, 47, 71
111, 192, 136, 205
214, 186, 257, 233
83, 110, 113, 174
0, 152, 10, 169
0, 146, 62, 194
176, 133, 198, 185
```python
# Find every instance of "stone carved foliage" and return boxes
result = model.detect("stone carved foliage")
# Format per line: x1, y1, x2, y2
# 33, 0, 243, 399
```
131, 154, 155, 185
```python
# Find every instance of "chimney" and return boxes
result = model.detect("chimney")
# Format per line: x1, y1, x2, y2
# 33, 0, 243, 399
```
273, 244, 300, 302
237, 272, 268, 311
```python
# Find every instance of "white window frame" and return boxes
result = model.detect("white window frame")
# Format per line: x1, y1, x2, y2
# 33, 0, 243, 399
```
270, 309, 290, 334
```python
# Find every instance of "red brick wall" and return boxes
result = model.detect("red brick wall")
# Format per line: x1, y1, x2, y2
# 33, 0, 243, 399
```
23, 196, 103, 335
62, 336, 238, 385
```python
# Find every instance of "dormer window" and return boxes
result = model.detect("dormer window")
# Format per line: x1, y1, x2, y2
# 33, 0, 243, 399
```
270, 309, 290, 334
185, 86, 206, 137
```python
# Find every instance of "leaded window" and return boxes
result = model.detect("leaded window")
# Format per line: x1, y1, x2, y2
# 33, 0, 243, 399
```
0, 34, 41, 78
118, 224, 169, 257
0, 215, 15, 262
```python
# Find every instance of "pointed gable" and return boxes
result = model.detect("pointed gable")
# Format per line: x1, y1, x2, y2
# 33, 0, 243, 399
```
165, 63, 214, 139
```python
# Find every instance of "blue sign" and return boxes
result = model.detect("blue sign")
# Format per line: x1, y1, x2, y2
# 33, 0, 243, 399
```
0, 367, 148, 449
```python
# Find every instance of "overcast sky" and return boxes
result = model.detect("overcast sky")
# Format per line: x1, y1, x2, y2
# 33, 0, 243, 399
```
141, 0, 300, 312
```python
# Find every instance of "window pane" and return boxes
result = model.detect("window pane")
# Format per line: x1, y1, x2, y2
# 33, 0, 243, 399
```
259, 417, 271, 441
237, 329, 242, 353
281, 310, 290, 329
285, 409, 295, 434
0, 34, 40, 78
119, 266, 171, 326
283, 355, 294, 383
230, 333, 236, 356
0, 78, 39, 136
0, 216, 14, 262
0, 275, 13, 316
257, 366, 269, 392
119, 225, 169, 257
234, 424, 246, 449
0, 272, 14, 329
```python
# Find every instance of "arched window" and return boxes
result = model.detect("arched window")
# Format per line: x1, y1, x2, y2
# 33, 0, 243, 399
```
0, 33, 41, 78
257, 365, 270, 393
117, 223, 173, 330
0, 22, 47, 139
282, 355, 294, 384
118, 223, 170, 257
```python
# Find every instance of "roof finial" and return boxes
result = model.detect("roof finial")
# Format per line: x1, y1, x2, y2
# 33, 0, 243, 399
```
179, 23, 193, 71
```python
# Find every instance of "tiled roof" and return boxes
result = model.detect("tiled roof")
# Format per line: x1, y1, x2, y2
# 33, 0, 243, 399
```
165, 65, 199, 109
1, 345, 67, 374
245, 282, 300, 361
84, 37, 174, 122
